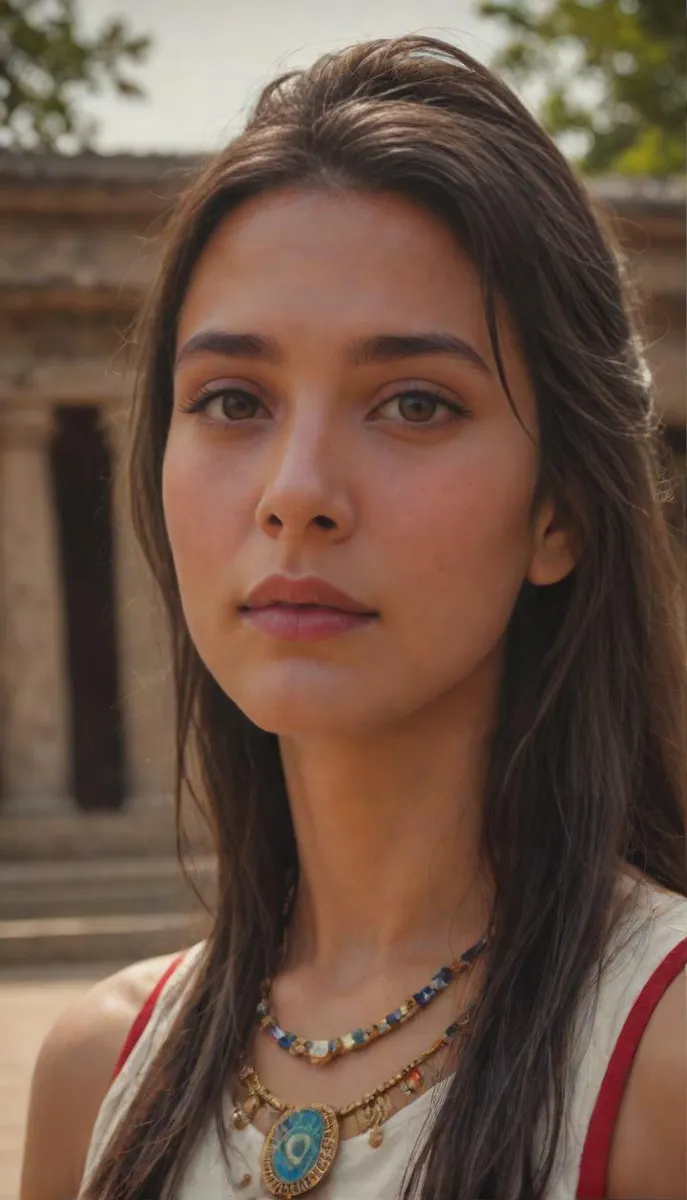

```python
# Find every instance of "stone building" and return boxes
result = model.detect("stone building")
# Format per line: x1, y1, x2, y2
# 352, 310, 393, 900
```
0, 154, 684, 963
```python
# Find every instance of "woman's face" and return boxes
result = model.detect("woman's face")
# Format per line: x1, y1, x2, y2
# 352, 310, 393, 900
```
164, 188, 572, 734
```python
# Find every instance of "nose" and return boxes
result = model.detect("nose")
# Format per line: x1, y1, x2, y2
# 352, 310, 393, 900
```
255, 416, 355, 544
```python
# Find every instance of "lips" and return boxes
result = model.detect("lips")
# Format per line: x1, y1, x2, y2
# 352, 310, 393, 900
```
239, 575, 377, 642
241, 575, 376, 615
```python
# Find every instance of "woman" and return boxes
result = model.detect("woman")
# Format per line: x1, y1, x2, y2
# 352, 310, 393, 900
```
21, 34, 686, 1200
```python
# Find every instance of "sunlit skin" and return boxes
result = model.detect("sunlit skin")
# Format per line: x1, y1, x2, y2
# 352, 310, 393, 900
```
163, 189, 576, 1109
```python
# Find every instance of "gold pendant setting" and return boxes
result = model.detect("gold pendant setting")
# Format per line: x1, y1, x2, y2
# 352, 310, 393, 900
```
260, 1104, 340, 1197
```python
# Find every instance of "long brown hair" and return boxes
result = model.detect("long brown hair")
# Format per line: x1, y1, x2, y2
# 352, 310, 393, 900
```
85, 35, 686, 1200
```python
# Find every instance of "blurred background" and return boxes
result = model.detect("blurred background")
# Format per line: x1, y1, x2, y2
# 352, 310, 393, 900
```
0, 2, 684, 1194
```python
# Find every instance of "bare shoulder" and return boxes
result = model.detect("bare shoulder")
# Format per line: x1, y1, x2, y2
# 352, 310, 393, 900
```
607, 965, 687, 1199
19, 952, 181, 1200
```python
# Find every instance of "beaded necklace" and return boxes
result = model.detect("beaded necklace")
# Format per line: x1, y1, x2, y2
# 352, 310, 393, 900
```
233, 1002, 476, 1198
257, 927, 489, 1066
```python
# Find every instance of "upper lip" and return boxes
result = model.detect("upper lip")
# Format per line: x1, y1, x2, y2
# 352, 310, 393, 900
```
242, 574, 376, 614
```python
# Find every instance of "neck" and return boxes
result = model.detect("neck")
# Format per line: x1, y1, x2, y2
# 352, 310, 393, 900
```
279, 682, 496, 990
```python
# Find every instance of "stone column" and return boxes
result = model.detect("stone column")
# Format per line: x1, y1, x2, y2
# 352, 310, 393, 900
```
101, 406, 175, 810
0, 405, 73, 814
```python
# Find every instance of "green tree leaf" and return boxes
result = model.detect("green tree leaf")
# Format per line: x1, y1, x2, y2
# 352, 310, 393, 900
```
0, 0, 152, 151
479, 0, 685, 176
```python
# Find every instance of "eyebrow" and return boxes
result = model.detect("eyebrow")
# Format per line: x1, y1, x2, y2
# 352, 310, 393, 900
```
174, 329, 491, 375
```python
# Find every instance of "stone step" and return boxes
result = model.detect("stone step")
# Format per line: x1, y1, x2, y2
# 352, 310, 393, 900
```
0, 808, 213, 862
0, 855, 218, 920
0, 911, 209, 968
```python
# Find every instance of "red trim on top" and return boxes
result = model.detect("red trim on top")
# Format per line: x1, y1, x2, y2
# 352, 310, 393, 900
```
111, 952, 186, 1082
576, 935, 687, 1199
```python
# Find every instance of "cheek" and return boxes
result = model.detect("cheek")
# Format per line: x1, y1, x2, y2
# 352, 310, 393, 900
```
385, 448, 536, 656
161, 432, 248, 597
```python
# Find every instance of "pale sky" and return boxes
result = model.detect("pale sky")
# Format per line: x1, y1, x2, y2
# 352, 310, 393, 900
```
80, 0, 507, 153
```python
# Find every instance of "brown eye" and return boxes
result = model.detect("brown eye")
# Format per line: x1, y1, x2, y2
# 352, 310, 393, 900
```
186, 387, 267, 421
218, 391, 261, 420
397, 392, 441, 422
373, 388, 468, 427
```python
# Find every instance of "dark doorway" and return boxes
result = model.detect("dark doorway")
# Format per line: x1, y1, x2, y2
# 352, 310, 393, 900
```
51, 406, 125, 810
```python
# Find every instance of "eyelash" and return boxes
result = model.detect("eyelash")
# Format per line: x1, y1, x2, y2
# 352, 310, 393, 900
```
182, 386, 265, 419
374, 390, 470, 425
182, 384, 471, 426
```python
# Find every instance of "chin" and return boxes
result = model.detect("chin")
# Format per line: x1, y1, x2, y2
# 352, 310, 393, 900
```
218, 659, 388, 737
231, 683, 364, 736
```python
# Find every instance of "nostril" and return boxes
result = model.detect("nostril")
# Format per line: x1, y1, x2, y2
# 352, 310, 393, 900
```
262, 512, 337, 531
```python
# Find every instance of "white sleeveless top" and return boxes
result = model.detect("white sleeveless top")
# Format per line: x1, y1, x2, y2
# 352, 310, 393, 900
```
81, 874, 687, 1199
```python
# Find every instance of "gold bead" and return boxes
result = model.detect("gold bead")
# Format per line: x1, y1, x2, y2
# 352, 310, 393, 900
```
308, 1046, 336, 1066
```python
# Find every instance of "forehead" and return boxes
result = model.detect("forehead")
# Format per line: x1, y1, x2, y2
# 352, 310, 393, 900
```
176, 187, 526, 391
181, 190, 478, 332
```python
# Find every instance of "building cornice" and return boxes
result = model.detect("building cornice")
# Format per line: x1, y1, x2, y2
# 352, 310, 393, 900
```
0, 151, 684, 223
0, 151, 201, 215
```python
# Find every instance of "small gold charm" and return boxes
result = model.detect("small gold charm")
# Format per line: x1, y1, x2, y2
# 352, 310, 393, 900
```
236, 1173, 252, 1189
243, 1093, 261, 1120
359, 1098, 386, 1148
368, 1124, 384, 1149
232, 1106, 250, 1130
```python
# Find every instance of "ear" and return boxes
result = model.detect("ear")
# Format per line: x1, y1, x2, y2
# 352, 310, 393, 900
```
526, 498, 578, 587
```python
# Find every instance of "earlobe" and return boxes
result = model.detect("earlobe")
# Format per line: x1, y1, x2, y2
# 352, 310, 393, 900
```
526, 503, 578, 587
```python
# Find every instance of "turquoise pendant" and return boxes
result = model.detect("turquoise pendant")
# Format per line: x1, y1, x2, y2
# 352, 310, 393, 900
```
261, 1104, 340, 1196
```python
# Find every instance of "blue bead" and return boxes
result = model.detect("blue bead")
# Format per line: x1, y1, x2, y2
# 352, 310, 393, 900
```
413, 990, 428, 1007
463, 938, 485, 963
352, 1028, 366, 1044
386, 1010, 401, 1025
437, 966, 454, 985
278, 1033, 296, 1049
